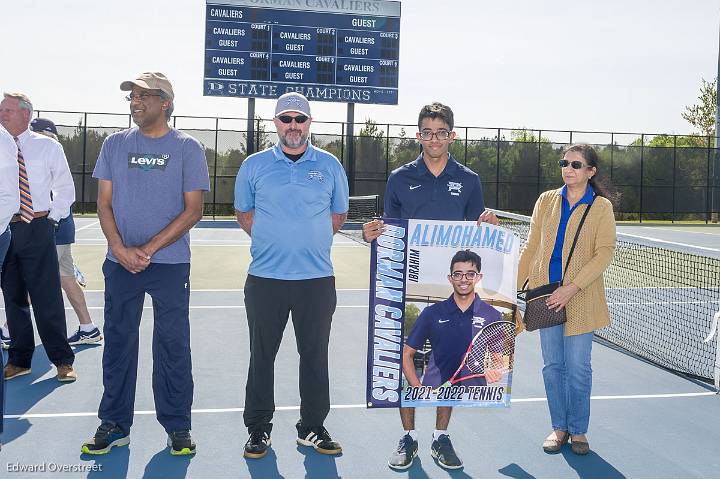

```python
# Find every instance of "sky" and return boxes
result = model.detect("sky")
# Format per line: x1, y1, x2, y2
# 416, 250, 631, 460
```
2, 0, 720, 136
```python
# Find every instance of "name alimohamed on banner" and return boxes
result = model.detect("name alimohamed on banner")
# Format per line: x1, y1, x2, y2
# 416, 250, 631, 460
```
366, 219, 519, 409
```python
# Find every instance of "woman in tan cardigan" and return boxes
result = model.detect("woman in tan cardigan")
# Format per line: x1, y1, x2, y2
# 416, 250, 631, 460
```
517, 144, 616, 455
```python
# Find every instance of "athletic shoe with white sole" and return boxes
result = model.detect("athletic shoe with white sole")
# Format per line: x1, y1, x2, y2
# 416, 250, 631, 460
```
68, 326, 103, 345
296, 420, 342, 455
388, 433, 418, 470
0, 329, 10, 350
430, 434, 463, 470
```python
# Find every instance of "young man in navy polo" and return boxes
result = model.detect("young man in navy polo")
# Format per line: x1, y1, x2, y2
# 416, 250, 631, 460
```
402, 249, 503, 395
235, 92, 349, 459
363, 102, 498, 470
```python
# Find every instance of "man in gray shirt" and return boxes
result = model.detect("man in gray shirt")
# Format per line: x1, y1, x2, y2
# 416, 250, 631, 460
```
81, 72, 209, 457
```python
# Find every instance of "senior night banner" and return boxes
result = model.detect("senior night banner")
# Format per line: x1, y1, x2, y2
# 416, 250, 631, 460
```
366, 219, 519, 409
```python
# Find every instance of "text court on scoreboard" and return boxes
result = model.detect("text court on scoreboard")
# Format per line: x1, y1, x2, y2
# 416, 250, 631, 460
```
204, 0, 401, 104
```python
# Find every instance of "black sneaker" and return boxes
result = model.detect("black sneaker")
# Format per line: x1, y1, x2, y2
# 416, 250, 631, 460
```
167, 430, 196, 456
296, 420, 342, 455
388, 433, 418, 470
430, 434, 463, 470
81, 422, 130, 455
244, 425, 272, 459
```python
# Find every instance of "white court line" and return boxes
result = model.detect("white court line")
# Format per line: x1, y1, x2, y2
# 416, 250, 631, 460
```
626, 227, 720, 238
74, 220, 99, 232
5, 392, 715, 420
619, 232, 720, 254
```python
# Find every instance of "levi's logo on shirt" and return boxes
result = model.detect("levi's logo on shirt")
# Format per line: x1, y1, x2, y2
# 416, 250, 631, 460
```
128, 153, 170, 171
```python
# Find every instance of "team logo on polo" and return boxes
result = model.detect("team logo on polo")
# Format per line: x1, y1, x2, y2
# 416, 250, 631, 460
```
307, 170, 325, 182
128, 153, 170, 171
472, 316, 486, 327
448, 181, 462, 196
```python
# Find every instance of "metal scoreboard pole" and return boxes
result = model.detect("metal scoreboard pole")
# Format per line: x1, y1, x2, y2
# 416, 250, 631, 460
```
346, 103, 356, 196
714, 20, 720, 222
247, 98, 256, 156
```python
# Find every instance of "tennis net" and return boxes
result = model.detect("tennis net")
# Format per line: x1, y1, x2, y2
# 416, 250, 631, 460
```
347, 195, 379, 222
497, 209, 720, 383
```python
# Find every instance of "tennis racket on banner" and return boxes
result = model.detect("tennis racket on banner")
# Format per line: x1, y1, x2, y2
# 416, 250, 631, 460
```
436, 320, 516, 389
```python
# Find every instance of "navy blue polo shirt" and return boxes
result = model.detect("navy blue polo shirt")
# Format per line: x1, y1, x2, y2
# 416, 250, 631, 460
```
383, 154, 485, 220
407, 294, 502, 384
549, 184, 595, 283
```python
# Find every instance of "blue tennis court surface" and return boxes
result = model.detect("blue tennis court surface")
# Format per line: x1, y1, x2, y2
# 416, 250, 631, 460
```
1, 219, 718, 478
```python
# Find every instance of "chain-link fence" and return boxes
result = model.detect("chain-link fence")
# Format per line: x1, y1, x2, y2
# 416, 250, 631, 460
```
37, 110, 720, 221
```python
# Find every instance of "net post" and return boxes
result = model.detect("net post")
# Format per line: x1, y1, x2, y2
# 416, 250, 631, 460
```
714, 310, 720, 391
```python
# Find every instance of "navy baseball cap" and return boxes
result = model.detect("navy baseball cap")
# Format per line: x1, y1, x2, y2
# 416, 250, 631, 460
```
30, 118, 59, 136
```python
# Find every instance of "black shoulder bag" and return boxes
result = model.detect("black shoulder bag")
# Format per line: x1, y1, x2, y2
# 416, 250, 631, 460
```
518, 198, 594, 331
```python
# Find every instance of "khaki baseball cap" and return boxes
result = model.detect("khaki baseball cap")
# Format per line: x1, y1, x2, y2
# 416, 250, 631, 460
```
120, 72, 174, 100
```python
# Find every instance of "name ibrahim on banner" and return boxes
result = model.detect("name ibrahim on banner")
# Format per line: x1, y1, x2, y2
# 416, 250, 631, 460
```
366, 219, 519, 409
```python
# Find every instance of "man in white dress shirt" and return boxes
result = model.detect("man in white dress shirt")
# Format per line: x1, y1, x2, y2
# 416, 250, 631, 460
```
0, 123, 20, 449
0, 92, 77, 382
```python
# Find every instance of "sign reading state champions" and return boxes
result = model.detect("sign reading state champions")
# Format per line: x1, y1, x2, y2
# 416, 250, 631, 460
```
204, 0, 401, 104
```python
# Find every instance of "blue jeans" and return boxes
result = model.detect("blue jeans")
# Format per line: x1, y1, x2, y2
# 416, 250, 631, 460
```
539, 324, 593, 435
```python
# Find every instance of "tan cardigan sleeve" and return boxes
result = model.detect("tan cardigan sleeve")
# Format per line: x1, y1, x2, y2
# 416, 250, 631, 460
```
569, 199, 616, 290
517, 192, 547, 290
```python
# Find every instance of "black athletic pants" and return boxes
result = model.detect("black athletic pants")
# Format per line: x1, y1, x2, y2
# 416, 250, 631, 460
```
243, 274, 336, 432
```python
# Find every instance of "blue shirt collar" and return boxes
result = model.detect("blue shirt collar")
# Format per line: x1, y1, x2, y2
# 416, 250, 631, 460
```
443, 292, 480, 316
413, 153, 459, 178
272, 141, 317, 163
560, 183, 595, 205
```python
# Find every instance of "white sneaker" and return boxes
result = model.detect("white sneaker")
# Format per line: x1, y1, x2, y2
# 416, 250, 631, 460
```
73, 264, 87, 287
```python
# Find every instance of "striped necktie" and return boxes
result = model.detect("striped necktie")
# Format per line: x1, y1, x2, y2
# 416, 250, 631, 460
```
13, 136, 34, 223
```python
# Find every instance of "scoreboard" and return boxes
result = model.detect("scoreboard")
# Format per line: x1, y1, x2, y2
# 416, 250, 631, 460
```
204, 0, 401, 105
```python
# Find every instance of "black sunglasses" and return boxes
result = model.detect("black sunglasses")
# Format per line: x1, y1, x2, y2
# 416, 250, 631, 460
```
558, 159, 592, 170
277, 114, 309, 124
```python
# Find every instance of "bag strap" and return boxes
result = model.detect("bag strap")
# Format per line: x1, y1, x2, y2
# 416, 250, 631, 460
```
561, 196, 595, 284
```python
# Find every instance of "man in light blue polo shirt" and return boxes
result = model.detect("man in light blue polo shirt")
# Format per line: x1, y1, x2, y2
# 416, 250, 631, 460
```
234, 92, 349, 459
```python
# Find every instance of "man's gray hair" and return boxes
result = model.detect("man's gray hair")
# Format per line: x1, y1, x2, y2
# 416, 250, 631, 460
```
160, 91, 174, 120
3, 92, 33, 115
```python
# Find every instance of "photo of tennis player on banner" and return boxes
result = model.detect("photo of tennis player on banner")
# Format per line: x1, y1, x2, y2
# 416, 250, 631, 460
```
366, 219, 519, 409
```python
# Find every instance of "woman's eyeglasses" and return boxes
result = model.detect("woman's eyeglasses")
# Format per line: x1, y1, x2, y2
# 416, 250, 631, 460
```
277, 115, 309, 124
558, 159, 592, 170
